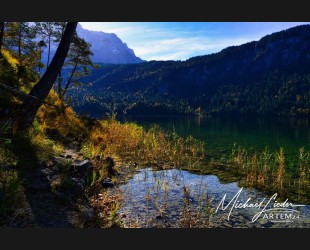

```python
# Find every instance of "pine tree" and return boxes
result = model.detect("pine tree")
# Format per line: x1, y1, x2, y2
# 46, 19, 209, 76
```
3, 22, 39, 86
13, 22, 78, 132
58, 34, 94, 99
35, 22, 65, 69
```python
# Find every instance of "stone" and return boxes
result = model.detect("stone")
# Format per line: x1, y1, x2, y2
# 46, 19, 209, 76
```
73, 160, 93, 177
170, 211, 178, 216
155, 215, 163, 220
39, 161, 48, 168
222, 222, 233, 228
245, 222, 255, 228
53, 157, 66, 166
120, 213, 126, 218
70, 177, 85, 191
104, 157, 116, 176
101, 178, 114, 188
81, 207, 95, 220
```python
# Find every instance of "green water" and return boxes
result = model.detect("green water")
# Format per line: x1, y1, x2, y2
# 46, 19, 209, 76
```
125, 116, 310, 158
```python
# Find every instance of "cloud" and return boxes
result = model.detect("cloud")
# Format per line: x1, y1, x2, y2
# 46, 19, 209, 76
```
132, 37, 252, 61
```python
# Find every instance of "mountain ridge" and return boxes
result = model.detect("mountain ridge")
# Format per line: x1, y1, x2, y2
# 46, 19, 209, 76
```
76, 24, 144, 64
41, 23, 144, 65
69, 24, 310, 117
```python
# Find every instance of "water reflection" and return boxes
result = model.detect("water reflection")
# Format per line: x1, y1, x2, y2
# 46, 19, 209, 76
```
124, 116, 310, 157
118, 168, 310, 228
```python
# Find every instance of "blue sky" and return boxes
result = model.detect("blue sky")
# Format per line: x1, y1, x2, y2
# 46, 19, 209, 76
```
79, 22, 310, 61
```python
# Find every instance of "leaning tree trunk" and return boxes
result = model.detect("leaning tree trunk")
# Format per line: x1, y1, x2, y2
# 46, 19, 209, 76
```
13, 22, 77, 133
0, 22, 4, 51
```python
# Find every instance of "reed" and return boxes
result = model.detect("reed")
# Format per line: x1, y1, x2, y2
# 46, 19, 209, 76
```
229, 145, 310, 203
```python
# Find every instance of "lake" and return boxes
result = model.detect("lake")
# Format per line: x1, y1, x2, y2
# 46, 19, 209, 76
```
124, 116, 310, 158
118, 168, 310, 228
114, 115, 310, 227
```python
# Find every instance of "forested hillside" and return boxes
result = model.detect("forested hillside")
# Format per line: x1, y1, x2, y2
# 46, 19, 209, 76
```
69, 25, 310, 117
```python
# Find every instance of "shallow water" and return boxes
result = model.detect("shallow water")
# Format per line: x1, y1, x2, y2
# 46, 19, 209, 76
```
118, 168, 310, 228
125, 116, 310, 158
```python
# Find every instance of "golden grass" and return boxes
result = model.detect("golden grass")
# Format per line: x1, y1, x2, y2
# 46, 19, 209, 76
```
230, 145, 310, 203
36, 89, 87, 139
81, 119, 206, 169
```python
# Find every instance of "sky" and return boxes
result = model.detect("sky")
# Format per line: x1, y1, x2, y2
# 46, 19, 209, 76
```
79, 22, 310, 61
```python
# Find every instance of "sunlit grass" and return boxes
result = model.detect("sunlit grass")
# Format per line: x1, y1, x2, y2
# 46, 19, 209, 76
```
81, 119, 206, 170
229, 145, 310, 203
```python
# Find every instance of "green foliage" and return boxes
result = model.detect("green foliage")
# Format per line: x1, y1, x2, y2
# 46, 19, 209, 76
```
3, 22, 40, 86
58, 34, 94, 99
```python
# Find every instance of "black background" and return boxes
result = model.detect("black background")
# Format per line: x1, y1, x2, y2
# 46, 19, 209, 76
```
0, 1, 308, 248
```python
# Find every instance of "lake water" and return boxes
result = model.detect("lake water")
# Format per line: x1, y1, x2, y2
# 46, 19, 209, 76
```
118, 168, 310, 228
125, 116, 310, 158
116, 116, 310, 227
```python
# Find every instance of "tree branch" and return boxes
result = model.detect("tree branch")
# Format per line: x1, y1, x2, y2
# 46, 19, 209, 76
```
0, 82, 59, 108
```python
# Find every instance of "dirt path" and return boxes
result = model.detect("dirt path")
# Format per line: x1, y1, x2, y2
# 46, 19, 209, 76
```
10, 141, 95, 228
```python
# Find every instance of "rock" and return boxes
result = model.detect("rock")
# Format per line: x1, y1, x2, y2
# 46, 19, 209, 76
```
39, 161, 48, 168
257, 218, 268, 225
73, 160, 93, 177
222, 222, 233, 228
104, 157, 116, 176
52, 158, 63, 166
66, 155, 72, 159
101, 178, 114, 188
170, 211, 178, 216
245, 222, 255, 228
41, 168, 54, 176
74, 160, 90, 167
70, 178, 85, 190
81, 207, 95, 220
155, 215, 163, 220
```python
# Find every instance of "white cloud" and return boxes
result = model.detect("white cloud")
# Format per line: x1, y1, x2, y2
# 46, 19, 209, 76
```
132, 37, 252, 61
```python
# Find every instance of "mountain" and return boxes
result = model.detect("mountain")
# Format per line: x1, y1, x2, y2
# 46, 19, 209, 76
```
76, 24, 144, 64
41, 24, 144, 65
69, 25, 310, 118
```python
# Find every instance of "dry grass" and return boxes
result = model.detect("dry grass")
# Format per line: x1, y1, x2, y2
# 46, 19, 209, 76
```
230, 145, 310, 203
36, 89, 87, 139
81, 119, 206, 170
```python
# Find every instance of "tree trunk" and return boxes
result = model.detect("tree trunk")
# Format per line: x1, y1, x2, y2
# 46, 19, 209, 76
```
38, 47, 42, 74
0, 22, 4, 51
62, 61, 78, 98
47, 33, 51, 68
18, 24, 22, 60
17, 24, 22, 85
13, 22, 77, 133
